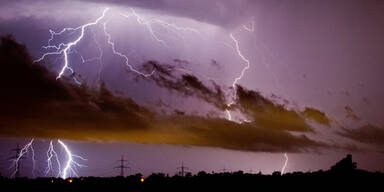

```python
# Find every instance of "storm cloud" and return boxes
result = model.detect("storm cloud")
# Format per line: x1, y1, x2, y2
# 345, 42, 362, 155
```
141, 59, 332, 133
142, 61, 227, 110
339, 124, 384, 147
0, 36, 328, 153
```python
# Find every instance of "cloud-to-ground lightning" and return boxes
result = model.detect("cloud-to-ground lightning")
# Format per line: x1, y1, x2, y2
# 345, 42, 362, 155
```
281, 153, 288, 174
225, 32, 251, 121
45, 140, 61, 177
9, 139, 86, 179
35, 8, 109, 81
26, 8, 204, 179
10, 139, 35, 178
58, 140, 87, 179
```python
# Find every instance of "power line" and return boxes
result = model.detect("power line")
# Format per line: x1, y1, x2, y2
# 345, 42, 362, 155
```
114, 155, 129, 177
177, 161, 189, 177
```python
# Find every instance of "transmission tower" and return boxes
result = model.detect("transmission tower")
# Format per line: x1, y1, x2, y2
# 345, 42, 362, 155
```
177, 161, 189, 177
115, 155, 129, 177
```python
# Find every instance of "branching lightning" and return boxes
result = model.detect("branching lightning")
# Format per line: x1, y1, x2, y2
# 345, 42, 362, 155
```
102, 22, 155, 78
120, 8, 200, 48
34, 7, 200, 84
10, 139, 86, 179
10, 139, 35, 178
121, 9, 168, 48
45, 140, 61, 177
58, 140, 87, 179
25, 7, 205, 179
29, 7, 290, 178
281, 153, 288, 174
34, 8, 109, 81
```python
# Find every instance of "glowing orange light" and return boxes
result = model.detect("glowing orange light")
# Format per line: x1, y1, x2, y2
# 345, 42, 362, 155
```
50, 180, 54, 183
68, 179, 73, 183
140, 178, 145, 183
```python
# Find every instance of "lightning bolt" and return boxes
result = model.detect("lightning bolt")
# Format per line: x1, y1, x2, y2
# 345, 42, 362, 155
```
229, 33, 251, 91
242, 21, 255, 32
225, 32, 251, 121
10, 139, 35, 178
120, 8, 200, 48
28, 7, 203, 179
34, 7, 201, 84
103, 8, 200, 78
34, 8, 109, 81
121, 9, 168, 48
70, 30, 103, 66
58, 139, 87, 179
281, 153, 288, 174
69, 29, 104, 85
102, 22, 155, 78
45, 140, 61, 177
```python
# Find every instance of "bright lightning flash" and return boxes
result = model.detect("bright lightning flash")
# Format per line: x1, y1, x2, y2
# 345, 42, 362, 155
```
225, 33, 251, 121
29, 7, 202, 179
281, 153, 288, 174
11, 139, 35, 178
35, 7, 200, 83
45, 140, 61, 177
35, 8, 109, 80
58, 140, 87, 179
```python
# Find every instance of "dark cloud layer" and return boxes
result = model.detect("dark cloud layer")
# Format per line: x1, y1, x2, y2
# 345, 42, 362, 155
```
0, 35, 153, 138
344, 106, 360, 121
142, 60, 332, 133
339, 124, 384, 146
301, 107, 331, 126
0, 36, 328, 152
142, 61, 227, 110
235, 86, 317, 132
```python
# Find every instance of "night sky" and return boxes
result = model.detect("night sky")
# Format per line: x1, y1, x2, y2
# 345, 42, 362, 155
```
1, 0, 384, 178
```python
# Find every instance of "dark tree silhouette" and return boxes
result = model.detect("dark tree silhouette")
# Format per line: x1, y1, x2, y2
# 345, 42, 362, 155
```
330, 154, 357, 173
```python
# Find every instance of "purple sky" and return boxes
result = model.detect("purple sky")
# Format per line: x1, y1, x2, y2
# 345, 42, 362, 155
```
0, 0, 384, 178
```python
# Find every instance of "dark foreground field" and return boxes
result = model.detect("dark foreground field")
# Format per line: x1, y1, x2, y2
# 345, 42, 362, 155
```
1, 155, 383, 189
